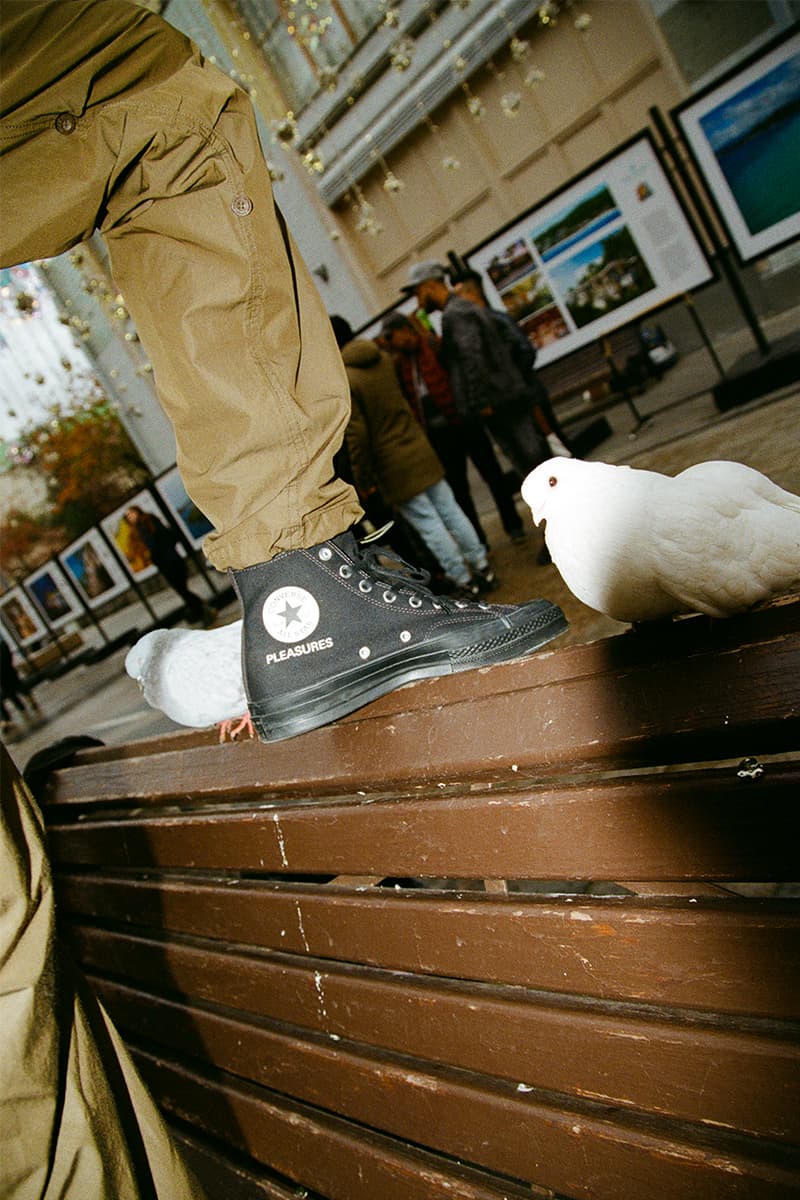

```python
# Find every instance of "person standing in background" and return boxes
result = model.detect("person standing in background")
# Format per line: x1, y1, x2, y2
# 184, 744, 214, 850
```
452, 269, 573, 458
332, 316, 498, 599
381, 311, 489, 546
404, 261, 551, 483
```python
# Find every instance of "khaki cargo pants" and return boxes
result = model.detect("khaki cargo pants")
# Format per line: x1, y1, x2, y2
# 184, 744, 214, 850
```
0, 0, 361, 570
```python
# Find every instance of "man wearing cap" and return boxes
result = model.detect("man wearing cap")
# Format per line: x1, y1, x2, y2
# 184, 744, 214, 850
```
405, 261, 551, 484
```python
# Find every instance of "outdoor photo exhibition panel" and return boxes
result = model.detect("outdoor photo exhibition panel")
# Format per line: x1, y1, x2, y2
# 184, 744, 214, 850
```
101, 488, 168, 582
466, 131, 713, 366
155, 465, 214, 551
59, 528, 131, 610
673, 29, 800, 264
0, 586, 48, 649
24, 560, 84, 630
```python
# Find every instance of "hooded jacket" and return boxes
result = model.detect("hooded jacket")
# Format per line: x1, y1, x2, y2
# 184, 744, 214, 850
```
342, 338, 443, 507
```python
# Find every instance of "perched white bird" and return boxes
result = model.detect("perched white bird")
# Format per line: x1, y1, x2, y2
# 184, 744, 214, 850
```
522, 457, 800, 622
125, 620, 251, 738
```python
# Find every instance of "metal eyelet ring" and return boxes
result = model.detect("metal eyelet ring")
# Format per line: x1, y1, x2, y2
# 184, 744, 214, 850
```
455, 600, 468, 609
359, 646, 370, 659
400, 631, 411, 643
339, 564, 352, 578
359, 579, 373, 593
318, 546, 332, 561
409, 596, 422, 608
383, 591, 396, 603
479, 602, 490, 611
432, 602, 442, 610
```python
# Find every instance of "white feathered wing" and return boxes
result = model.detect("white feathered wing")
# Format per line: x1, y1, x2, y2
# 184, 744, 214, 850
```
125, 620, 245, 728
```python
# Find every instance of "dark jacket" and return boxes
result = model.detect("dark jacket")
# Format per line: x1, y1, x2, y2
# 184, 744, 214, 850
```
440, 295, 536, 418
342, 338, 443, 507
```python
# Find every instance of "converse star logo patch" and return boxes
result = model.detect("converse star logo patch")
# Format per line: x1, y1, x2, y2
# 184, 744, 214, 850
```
262, 586, 320, 644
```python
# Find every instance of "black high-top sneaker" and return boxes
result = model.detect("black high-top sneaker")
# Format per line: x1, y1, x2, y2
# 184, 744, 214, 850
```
232, 530, 567, 742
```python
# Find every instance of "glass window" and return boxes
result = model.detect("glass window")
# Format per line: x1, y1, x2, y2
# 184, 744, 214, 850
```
232, 0, 383, 111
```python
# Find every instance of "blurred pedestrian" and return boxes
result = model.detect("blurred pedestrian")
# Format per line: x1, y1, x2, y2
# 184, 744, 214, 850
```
122, 506, 210, 623
381, 311, 488, 545
1, 638, 42, 735
332, 317, 497, 598
405, 261, 551, 481
452, 269, 573, 458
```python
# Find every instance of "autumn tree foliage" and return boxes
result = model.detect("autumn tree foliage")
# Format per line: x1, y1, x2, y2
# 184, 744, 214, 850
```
0, 377, 148, 577
0, 507, 55, 579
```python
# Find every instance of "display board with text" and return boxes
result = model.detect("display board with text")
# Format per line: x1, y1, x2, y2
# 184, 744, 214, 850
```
466, 132, 713, 366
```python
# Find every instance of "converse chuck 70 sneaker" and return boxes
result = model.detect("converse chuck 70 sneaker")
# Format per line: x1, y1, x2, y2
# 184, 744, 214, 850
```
232, 530, 566, 742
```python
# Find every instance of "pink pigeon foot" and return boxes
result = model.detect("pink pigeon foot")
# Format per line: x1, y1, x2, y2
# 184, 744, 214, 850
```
218, 712, 255, 742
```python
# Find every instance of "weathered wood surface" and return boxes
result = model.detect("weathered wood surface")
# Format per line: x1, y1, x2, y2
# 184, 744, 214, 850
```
40, 596, 800, 807
41, 599, 800, 1200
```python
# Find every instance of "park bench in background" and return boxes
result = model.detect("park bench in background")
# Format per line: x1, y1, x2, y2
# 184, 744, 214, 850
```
36, 595, 800, 1200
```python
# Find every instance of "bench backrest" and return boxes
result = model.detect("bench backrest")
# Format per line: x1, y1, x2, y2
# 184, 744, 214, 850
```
40, 598, 800, 1200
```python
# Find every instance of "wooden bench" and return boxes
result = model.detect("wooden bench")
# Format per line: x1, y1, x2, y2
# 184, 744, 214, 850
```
538, 325, 654, 428
37, 596, 800, 1200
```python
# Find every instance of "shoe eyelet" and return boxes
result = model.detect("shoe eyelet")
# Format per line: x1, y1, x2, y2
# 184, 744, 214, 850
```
455, 600, 468, 609
359, 646, 371, 659
383, 591, 396, 603
479, 601, 490, 610
339, 564, 352, 578
318, 546, 333, 561
400, 631, 411, 643
432, 602, 442, 610
358, 579, 373, 593
409, 595, 422, 608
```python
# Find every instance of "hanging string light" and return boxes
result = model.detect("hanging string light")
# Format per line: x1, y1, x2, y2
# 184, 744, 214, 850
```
286, 3, 333, 54
272, 111, 298, 148
415, 100, 461, 172
382, 6, 401, 30
390, 36, 415, 72
364, 132, 405, 195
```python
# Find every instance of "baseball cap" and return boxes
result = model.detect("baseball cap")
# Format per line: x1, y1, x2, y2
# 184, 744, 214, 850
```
402, 259, 448, 292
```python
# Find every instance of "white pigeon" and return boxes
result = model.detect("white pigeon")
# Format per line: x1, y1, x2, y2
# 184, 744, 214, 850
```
522, 457, 800, 623
125, 619, 249, 736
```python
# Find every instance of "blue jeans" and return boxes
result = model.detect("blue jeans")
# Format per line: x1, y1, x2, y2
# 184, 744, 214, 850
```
399, 479, 488, 587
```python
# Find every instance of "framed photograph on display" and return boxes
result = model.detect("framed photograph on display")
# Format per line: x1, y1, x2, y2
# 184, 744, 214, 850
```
24, 561, 83, 629
155, 466, 214, 550
673, 29, 800, 263
59, 528, 130, 609
0, 587, 48, 647
101, 489, 171, 581
465, 131, 714, 366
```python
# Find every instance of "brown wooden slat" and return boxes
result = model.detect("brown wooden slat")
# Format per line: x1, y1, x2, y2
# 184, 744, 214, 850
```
41, 619, 800, 809
104, 982, 800, 1195
47, 763, 800, 880
170, 1126, 324, 1200
92, 970, 800, 1143
48, 596, 800, 774
133, 1046, 800, 1200
137, 1052, 542, 1200
64, 882, 800, 1018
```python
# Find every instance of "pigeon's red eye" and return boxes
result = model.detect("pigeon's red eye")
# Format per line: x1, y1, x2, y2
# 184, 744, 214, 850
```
548, 476, 557, 487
